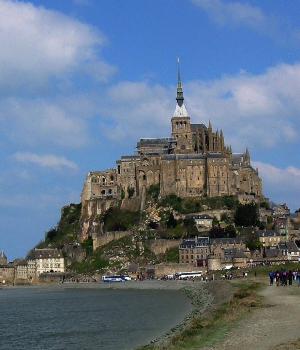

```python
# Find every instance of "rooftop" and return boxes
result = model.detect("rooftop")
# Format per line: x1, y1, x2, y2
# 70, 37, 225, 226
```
27, 248, 63, 260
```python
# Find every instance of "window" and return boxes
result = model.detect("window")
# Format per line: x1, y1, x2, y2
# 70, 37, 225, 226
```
101, 190, 105, 195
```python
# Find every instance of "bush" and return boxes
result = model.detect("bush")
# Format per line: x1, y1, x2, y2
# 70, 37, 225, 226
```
127, 187, 135, 198
182, 217, 199, 236
159, 195, 239, 214
209, 224, 236, 238
81, 237, 93, 256
234, 203, 258, 227
165, 247, 179, 263
245, 231, 262, 251
147, 184, 160, 200
160, 195, 183, 212
103, 207, 140, 231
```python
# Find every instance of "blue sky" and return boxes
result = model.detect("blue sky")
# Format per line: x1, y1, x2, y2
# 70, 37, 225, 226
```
1, 0, 300, 260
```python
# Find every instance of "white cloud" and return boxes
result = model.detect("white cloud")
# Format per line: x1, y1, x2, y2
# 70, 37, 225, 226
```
99, 62, 300, 152
13, 152, 78, 171
0, 0, 115, 89
0, 94, 99, 148
253, 161, 300, 209
101, 81, 174, 141
191, 0, 297, 46
192, 0, 265, 29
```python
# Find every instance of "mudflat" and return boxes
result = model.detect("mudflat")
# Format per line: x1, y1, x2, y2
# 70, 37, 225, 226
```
203, 281, 300, 350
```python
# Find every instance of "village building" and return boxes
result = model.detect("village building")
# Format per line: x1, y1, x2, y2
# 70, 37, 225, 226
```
190, 214, 213, 230
258, 230, 283, 247
0, 264, 15, 284
14, 260, 29, 281
179, 237, 210, 266
210, 237, 246, 251
272, 204, 290, 218
278, 242, 300, 261
27, 248, 65, 278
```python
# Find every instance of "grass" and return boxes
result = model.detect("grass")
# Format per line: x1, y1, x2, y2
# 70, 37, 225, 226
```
248, 262, 300, 277
139, 280, 263, 350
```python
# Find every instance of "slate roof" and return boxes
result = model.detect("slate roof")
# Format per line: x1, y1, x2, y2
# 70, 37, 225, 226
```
257, 230, 280, 237
211, 237, 243, 245
224, 249, 247, 259
180, 236, 210, 249
265, 248, 281, 258
191, 123, 207, 130
27, 248, 63, 260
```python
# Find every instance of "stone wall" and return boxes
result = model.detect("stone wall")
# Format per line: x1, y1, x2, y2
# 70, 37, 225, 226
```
149, 239, 181, 255
93, 231, 133, 250
152, 263, 206, 277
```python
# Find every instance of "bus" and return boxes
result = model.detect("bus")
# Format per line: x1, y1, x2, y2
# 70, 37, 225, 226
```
175, 271, 203, 280
102, 275, 131, 282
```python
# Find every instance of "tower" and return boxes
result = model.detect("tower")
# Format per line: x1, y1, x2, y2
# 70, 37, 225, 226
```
171, 59, 193, 154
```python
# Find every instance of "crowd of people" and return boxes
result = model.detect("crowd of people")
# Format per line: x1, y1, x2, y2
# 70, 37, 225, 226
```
269, 270, 300, 286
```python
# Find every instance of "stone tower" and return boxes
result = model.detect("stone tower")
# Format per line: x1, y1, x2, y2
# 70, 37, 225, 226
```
171, 59, 193, 154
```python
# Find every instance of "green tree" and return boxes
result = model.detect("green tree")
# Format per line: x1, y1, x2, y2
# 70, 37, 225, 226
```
245, 231, 262, 251
103, 208, 140, 231
234, 203, 258, 227
147, 184, 160, 200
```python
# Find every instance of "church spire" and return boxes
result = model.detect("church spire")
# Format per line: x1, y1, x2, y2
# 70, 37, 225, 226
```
176, 58, 184, 107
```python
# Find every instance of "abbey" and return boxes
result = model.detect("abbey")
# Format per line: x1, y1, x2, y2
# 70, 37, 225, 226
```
81, 67, 263, 236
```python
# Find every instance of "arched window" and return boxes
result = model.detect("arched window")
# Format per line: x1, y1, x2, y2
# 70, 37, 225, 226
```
101, 190, 105, 195
108, 189, 112, 194
110, 175, 114, 181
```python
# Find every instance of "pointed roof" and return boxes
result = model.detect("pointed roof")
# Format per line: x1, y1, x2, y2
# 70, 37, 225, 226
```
173, 58, 189, 117
176, 58, 184, 107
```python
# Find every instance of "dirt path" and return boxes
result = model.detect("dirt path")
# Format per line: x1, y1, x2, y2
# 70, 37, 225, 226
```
204, 280, 300, 350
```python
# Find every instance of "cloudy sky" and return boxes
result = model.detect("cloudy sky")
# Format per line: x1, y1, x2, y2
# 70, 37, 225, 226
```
1, 0, 300, 259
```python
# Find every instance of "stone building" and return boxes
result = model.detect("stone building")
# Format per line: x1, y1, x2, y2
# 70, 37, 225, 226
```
14, 260, 29, 281
179, 237, 210, 267
81, 65, 263, 240
0, 264, 14, 283
257, 230, 283, 247
27, 248, 65, 279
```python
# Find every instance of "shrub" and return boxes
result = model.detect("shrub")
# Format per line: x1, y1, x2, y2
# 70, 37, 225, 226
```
165, 247, 179, 263
127, 187, 135, 198
234, 203, 258, 227
147, 184, 160, 200
160, 195, 183, 212
103, 207, 140, 231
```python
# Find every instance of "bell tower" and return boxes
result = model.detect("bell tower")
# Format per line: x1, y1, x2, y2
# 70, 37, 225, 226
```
171, 59, 193, 154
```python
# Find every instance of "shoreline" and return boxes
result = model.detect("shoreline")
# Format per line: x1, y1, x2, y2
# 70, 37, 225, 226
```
2, 279, 239, 350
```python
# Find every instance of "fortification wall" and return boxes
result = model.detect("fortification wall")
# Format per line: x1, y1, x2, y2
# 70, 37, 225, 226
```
93, 231, 133, 250
149, 239, 181, 255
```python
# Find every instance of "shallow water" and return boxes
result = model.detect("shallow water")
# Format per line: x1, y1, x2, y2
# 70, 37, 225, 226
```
0, 286, 191, 350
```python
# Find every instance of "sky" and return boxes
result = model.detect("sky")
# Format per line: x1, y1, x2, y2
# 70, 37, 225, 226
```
1, 0, 300, 260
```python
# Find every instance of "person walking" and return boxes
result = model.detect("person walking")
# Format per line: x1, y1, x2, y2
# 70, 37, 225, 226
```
288, 270, 293, 286
269, 271, 274, 286
276, 271, 280, 287
297, 270, 300, 287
